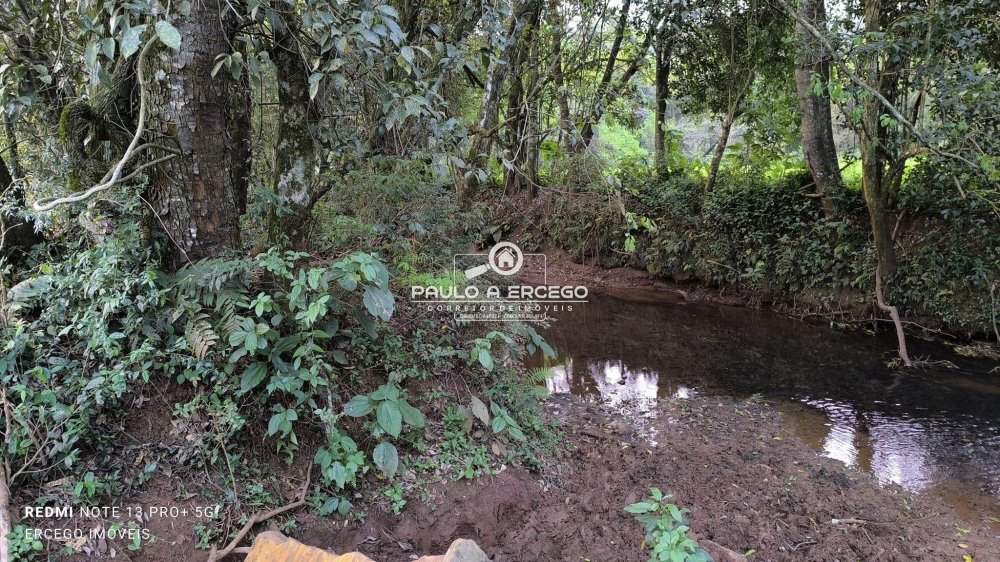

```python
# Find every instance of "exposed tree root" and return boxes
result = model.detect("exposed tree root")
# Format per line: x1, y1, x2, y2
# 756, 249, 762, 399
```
874, 268, 912, 368
205, 464, 311, 562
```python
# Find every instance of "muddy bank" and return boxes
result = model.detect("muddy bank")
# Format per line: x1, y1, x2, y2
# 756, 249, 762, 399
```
518, 251, 960, 341
308, 394, 1000, 561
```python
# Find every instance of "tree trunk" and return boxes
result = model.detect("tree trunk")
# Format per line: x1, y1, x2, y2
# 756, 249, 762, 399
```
464, 0, 538, 197
150, 0, 243, 268
1, 120, 42, 261
704, 106, 740, 194
268, 6, 320, 248
503, 0, 542, 195
548, 0, 573, 150
794, 0, 840, 216
0, 462, 11, 562
859, 0, 896, 277
653, 18, 672, 176
579, 0, 632, 147
861, 0, 909, 366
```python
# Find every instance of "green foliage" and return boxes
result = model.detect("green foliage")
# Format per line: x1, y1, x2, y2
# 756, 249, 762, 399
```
535, 163, 999, 334
626, 488, 712, 562
5, 525, 43, 562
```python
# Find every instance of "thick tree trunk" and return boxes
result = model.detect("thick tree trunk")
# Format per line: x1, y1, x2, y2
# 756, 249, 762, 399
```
794, 0, 840, 216
503, 0, 542, 195
150, 0, 243, 268
268, 6, 320, 248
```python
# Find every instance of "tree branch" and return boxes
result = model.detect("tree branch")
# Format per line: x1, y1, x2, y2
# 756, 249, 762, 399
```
32, 35, 160, 212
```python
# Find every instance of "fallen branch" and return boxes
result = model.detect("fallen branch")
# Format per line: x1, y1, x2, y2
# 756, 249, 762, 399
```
205, 464, 312, 562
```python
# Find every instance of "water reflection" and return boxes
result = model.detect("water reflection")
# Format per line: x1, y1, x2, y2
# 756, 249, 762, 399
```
534, 292, 1000, 523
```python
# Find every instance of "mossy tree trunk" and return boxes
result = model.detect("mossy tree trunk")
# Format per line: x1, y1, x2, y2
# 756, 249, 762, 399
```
465, 0, 538, 198
267, 5, 321, 248
149, 0, 244, 268
1, 120, 42, 261
502, 0, 542, 197
794, 0, 840, 216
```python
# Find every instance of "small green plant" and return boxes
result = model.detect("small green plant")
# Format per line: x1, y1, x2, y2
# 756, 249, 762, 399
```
382, 483, 406, 514
625, 488, 712, 562
6, 525, 43, 561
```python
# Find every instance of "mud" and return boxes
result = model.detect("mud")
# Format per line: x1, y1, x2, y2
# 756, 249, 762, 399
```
312, 394, 1000, 561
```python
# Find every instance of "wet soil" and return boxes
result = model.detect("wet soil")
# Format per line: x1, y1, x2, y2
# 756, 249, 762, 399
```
315, 395, 1000, 561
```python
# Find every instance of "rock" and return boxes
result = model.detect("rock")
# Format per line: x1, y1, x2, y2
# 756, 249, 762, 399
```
245, 531, 376, 562
442, 539, 489, 562
699, 539, 747, 562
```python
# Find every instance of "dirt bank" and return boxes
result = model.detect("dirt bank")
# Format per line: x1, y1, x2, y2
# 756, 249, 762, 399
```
306, 394, 1000, 561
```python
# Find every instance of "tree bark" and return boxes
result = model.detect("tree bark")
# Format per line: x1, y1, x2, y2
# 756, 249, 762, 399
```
861, 0, 909, 366
503, 0, 542, 195
652, 14, 673, 176
704, 104, 742, 194
1, 120, 42, 261
578, 2, 660, 149
150, 0, 243, 268
268, 5, 320, 248
464, 0, 538, 197
794, 0, 840, 216
0, 450, 10, 562
859, 0, 896, 277
548, 0, 574, 150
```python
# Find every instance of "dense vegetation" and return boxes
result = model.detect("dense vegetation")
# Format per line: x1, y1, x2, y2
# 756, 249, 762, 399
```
0, 0, 997, 559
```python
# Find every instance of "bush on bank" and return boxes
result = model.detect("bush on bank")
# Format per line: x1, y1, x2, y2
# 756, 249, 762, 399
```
528, 159, 1000, 337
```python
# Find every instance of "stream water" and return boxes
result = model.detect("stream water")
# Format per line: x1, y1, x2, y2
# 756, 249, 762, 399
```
533, 291, 1000, 525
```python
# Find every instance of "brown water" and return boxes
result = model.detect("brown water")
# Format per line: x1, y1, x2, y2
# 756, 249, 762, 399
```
534, 292, 1000, 525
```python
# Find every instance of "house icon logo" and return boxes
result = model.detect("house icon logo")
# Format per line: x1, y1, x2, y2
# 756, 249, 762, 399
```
491, 244, 520, 274
461, 241, 526, 279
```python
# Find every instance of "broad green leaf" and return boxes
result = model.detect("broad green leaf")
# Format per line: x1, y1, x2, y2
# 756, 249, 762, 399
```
155, 20, 182, 50
377, 401, 402, 437
101, 38, 116, 59
624, 501, 654, 514
239, 362, 267, 393
328, 462, 347, 488
477, 349, 494, 371
362, 287, 394, 321
120, 25, 147, 59
372, 442, 399, 479
398, 400, 425, 428
344, 395, 373, 417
